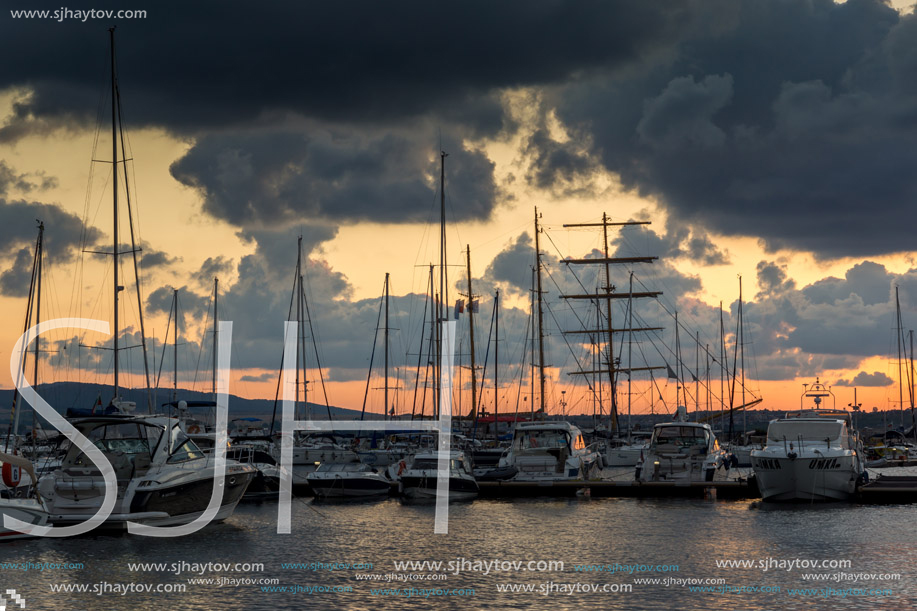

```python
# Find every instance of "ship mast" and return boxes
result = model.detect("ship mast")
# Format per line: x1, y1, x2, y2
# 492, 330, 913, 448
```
110, 27, 121, 400
561, 215, 661, 433
464, 246, 478, 419
534, 208, 547, 417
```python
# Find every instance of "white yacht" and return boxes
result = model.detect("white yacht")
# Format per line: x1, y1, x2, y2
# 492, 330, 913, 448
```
306, 461, 394, 499
751, 379, 866, 501
603, 432, 652, 467
492, 421, 601, 481
634, 420, 732, 482
398, 451, 478, 500
37, 415, 255, 527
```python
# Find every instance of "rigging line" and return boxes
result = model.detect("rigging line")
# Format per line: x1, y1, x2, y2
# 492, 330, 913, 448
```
474, 298, 497, 417
541, 259, 605, 408
631, 272, 725, 365
154, 298, 173, 391
300, 273, 333, 422
191, 289, 214, 392
410, 270, 432, 421
360, 282, 386, 420
631, 273, 758, 401
540, 268, 603, 410
512, 309, 532, 420
268, 260, 301, 437
115, 81, 152, 411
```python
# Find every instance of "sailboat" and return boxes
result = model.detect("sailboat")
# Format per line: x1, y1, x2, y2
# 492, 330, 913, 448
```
36, 29, 254, 529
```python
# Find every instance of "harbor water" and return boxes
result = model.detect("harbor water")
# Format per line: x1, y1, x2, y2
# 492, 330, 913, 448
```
4, 487, 917, 610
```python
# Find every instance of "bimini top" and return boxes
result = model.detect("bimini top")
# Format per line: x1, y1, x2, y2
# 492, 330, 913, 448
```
783, 409, 852, 424
766, 418, 848, 445
513, 420, 581, 432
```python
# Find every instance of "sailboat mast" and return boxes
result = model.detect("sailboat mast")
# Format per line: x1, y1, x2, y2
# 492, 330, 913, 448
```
530, 266, 536, 420
534, 207, 546, 416
494, 289, 499, 443
384, 272, 390, 420
465, 246, 477, 419
911, 329, 916, 440
440, 152, 448, 328
739, 276, 746, 437
173, 288, 178, 401
696, 330, 700, 415
429, 265, 437, 418
212, 277, 218, 398
719, 302, 726, 433
897, 286, 905, 426
33, 222, 43, 388
627, 272, 633, 435
295, 238, 303, 420
110, 27, 120, 400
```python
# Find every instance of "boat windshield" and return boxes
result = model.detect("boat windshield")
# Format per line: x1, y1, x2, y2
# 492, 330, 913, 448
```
168, 427, 206, 463
409, 459, 465, 471
653, 426, 708, 447
516, 430, 568, 451
315, 462, 369, 473
768, 420, 844, 443
87, 421, 162, 458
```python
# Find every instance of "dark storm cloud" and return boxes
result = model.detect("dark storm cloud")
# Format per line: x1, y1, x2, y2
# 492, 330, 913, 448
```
170, 129, 497, 227
835, 371, 894, 387
743, 260, 917, 382
0, 0, 685, 139
755, 260, 795, 299
140, 247, 178, 269
190, 256, 235, 289
545, 0, 917, 258
146, 285, 209, 324
0, 247, 34, 297
0, 160, 57, 195
0, 198, 103, 267
609, 220, 729, 266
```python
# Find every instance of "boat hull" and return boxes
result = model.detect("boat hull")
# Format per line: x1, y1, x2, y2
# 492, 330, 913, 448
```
307, 476, 392, 499
752, 452, 862, 501
400, 476, 479, 500
0, 500, 49, 540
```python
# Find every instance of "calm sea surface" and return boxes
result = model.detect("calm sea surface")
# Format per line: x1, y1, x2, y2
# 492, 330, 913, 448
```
4, 476, 917, 610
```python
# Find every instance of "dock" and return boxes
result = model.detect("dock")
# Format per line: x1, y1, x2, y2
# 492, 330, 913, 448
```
857, 475, 917, 503
478, 477, 759, 499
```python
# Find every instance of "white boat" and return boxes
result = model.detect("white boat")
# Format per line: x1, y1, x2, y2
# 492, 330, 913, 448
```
634, 420, 732, 482
1, 451, 50, 541
398, 451, 478, 500
37, 415, 255, 527
603, 432, 652, 467
306, 461, 393, 499
492, 421, 601, 481
226, 442, 281, 500
751, 379, 866, 501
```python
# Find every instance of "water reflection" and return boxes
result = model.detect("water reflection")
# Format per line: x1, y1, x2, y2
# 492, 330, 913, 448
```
3, 497, 916, 610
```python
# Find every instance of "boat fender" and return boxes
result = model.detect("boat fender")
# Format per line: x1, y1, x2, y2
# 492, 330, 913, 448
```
397, 460, 407, 476
728, 454, 739, 469
595, 454, 605, 470
2, 462, 21, 487
188, 424, 201, 434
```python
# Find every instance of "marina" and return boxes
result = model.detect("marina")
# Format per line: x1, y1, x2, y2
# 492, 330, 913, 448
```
5, 2, 917, 609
